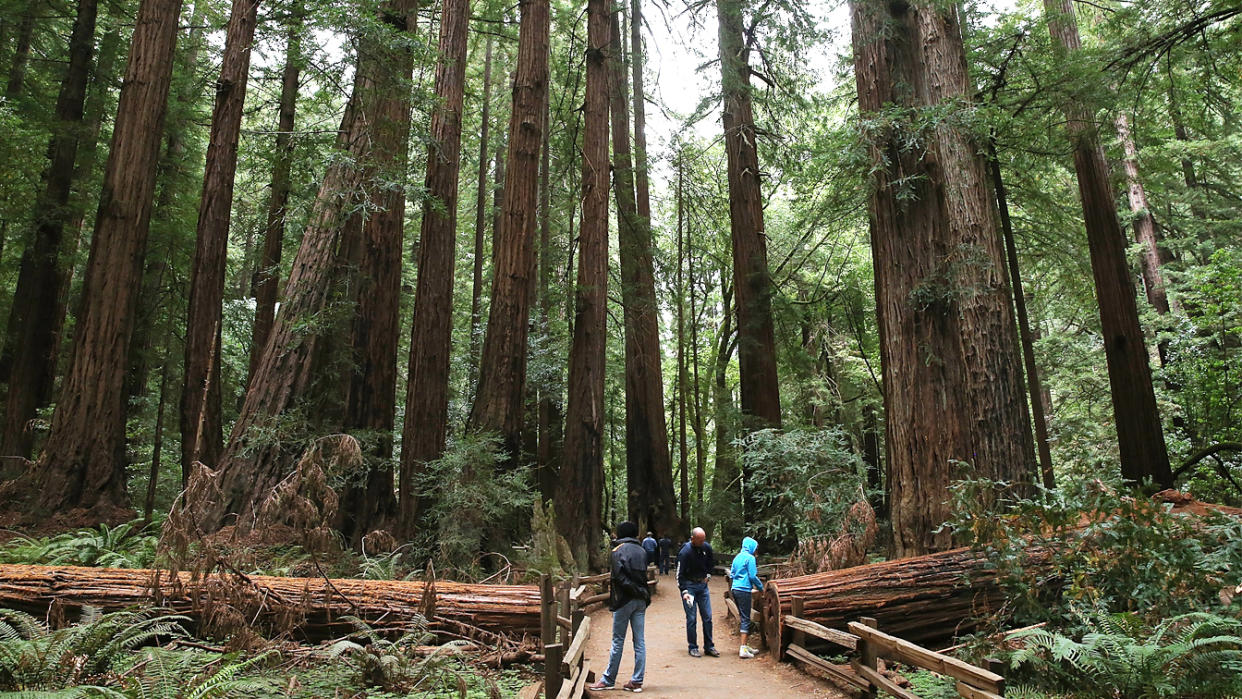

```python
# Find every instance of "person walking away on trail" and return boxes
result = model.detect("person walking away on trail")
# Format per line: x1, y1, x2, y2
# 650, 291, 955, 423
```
642, 531, 658, 569
589, 521, 651, 693
729, 536, 764, 658
657, 534, 672, 575
677, 526, 718, 657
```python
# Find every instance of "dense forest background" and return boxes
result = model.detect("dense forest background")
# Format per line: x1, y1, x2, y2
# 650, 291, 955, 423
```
0, 0, 1237, 573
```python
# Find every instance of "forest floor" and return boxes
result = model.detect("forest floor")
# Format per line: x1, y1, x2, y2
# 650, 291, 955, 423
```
583, 575, 848, 697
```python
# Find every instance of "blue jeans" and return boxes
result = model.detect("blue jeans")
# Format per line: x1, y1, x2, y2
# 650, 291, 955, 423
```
734, 589, 753, 634
603, 597, 646, 685
681, 581, 713, 651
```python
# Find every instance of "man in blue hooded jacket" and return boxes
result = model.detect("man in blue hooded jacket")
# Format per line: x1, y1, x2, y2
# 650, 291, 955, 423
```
728, 536, 764, 658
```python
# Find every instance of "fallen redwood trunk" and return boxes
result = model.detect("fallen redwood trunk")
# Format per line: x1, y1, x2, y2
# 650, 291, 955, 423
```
0, 564, 540, 641
762, 546, 1013, 652
763, 493, 1242, 652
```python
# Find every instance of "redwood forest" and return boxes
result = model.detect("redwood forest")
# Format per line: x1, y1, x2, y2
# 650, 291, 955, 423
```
0, 0, 1238, 693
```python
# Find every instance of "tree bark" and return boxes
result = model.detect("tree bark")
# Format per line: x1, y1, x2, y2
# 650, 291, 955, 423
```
989, 146, 1055, 489
608, 11, 678, 539
196, 2, 418, 531
0, 564, 541, 640
3, 3, 35, 100
1042, 0, 1173, 488
851, 0, 1037, 555
0, 0, 99, 460
535, 79, 561, 503
181, 0, 262, 471
557, 0, 609, 570
35, 0, 186, 513
468, 35, 495, 384
248, 6, 302, 386
1115, 112, 1177, 319
716, 0, 781, 430
710, 271, 739, 540
466, 0, 551, 457
397, 0, 470, 535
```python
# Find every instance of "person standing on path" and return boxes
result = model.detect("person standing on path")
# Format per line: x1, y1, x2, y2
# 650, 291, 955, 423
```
657, 534, 672, 575
729, 536, 764, 658
677, 527, 718, 657
589, 521, 651, 693
642, 531, 658, 568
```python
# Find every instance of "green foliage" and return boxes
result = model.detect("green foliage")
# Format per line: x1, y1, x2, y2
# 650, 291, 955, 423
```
415, 434, 534, 576
1007, 611, 1242, 697
0, 520, 159, 569
316, 616, 442, 693
735, 428, 869, 546
947, 478, 1242, 625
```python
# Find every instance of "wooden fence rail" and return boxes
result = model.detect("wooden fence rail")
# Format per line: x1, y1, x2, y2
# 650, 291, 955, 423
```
783, 595, 1005, 698
539, 574, 593, 699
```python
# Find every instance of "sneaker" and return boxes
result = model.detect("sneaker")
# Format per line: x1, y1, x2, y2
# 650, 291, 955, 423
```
623, 680, 643, 693
688, 648, 702, 657
588, 679, 616, 691
705, 647, 721, 657
739, 646, 755, 659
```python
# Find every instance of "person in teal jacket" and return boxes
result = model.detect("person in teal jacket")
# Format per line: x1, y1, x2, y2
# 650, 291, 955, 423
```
728, 536, 764, 658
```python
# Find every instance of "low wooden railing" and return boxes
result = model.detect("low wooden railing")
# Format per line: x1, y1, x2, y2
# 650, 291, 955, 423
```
539, 574, 592, 699
783, 595, 1005, 698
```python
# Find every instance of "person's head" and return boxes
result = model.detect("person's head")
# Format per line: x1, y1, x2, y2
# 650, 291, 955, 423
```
647, 531, 654, 539
616, 521, 639, 540
691, 527, 706, 548
741, 536, 758, 555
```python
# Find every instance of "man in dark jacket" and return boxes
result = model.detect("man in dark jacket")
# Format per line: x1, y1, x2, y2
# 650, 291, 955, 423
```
657, 535, 672, 575
589, 521, 649, 692
676, 527, 718, 657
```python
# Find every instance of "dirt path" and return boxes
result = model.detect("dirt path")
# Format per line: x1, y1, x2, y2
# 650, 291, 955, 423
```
582, 575, 848, 697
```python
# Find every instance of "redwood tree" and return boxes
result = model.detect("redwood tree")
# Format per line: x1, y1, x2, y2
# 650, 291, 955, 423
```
1043, 0, 1173, 488
467, 0, 551, 456
249, 8, 303, 384
181, 0, 262, 470
715, 0, 781, 430
196, 3, 418, 530
557, 0, 609, 569
851, 0, 1037, 555
1, 0, 99, 460
397, 0, 471, 534
607, 11, 679, 539
37, 0, 186, 511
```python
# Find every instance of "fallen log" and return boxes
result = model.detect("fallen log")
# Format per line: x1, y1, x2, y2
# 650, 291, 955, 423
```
763, 494, 1240, 652
0, 564, 540, 641
762, 546, 1020, 652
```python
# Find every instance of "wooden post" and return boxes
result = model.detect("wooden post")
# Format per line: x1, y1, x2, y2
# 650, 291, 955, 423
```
558, 582, 571, 644
790, 596, 806, 649
540, 574, 555, 651
544, 642, 563, 698
859, 616, 879, 699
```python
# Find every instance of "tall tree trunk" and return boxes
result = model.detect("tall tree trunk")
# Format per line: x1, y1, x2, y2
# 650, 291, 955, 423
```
709, 273, 738, 540
688, 216, 706, 512
466, 0, 551, 457
181, 0, 262, 470
716, 0, 781, 430
557, 0, 608, 570
1042, 0, 1173, 488
989, 146, 1055, 489
143, 348, 172, 523
535, 79, 560, 503
196, 2, 418, 531
0, 0, 99, 460
36, 0, 186, 513
397, 0, 470, 535
608, 11, 678, 539
468, 35, 495, 383
628, 0, 652, 225
3, 4, 35, 100
249, 9, 303, 385
1114, 112, 1177, 319
676, 187, 689, 522
851, 0, 1037, 556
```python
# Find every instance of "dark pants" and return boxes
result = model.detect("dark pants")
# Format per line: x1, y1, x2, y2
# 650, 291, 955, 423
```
734, 589, 753, 634
658, 553, 670, 575
681, 581, 713, 651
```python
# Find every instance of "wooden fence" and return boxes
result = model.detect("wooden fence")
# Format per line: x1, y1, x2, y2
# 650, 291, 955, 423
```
783, 596, 1005, 698
538, 574, 593, 699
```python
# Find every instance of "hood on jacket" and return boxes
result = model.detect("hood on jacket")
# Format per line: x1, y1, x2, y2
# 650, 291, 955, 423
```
741, 536, 758, 555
